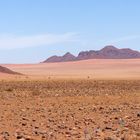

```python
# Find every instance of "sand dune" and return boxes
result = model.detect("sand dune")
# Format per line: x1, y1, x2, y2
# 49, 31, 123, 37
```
2, 59, 140, 80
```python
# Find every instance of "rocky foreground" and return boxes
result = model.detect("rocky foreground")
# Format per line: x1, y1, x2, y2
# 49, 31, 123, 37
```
0, 80, 140, 140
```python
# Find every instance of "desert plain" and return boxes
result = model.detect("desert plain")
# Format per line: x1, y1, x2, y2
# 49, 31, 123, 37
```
0, 59, 140, 140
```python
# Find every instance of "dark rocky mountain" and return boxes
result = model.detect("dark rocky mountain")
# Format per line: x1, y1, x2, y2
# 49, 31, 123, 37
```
0, 66, 21, 75
43, 46, 140, 63
43, 52, 76, 63
77, 45, 140, 60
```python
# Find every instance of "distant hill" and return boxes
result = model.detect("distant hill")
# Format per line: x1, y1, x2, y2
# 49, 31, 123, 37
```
0, 66, 21, 75
43, 52, 76, 63
43, 46, 140, 63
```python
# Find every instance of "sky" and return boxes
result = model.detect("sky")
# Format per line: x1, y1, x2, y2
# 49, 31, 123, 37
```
0, 0, 140, 63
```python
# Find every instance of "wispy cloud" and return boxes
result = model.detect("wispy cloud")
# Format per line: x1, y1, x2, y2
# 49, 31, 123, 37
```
0, 32, 79, 49
106, 35, 140, 44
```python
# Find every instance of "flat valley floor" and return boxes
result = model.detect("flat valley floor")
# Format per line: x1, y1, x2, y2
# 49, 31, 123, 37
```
0, 59, 140, 140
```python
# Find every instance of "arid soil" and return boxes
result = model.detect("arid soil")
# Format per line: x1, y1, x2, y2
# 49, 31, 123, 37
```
0, 80, 140, 140
0, 59, 140, 139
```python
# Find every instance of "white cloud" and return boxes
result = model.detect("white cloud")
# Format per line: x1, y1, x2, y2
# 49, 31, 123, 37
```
0, 32, 79, 49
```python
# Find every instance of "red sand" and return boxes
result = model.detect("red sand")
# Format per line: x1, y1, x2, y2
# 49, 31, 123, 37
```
2, 59, 140, 80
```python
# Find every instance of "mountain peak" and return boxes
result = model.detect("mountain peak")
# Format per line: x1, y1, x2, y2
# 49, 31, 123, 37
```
63, 52, 75, 57
62, 52, 76, 61
43, 52, 76, 63
101, 45, 118, 51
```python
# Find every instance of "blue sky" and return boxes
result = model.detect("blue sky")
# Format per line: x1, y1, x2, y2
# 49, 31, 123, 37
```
0, 0, 140, 63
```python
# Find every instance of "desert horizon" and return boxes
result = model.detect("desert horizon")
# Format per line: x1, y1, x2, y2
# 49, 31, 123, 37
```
0, 58, 139, 80
0, 1, 140, 140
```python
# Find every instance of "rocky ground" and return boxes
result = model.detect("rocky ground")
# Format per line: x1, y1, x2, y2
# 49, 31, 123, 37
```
0, 80, 140, 140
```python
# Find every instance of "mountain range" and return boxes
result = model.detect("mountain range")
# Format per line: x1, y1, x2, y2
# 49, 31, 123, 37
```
43, 45, 140, 63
